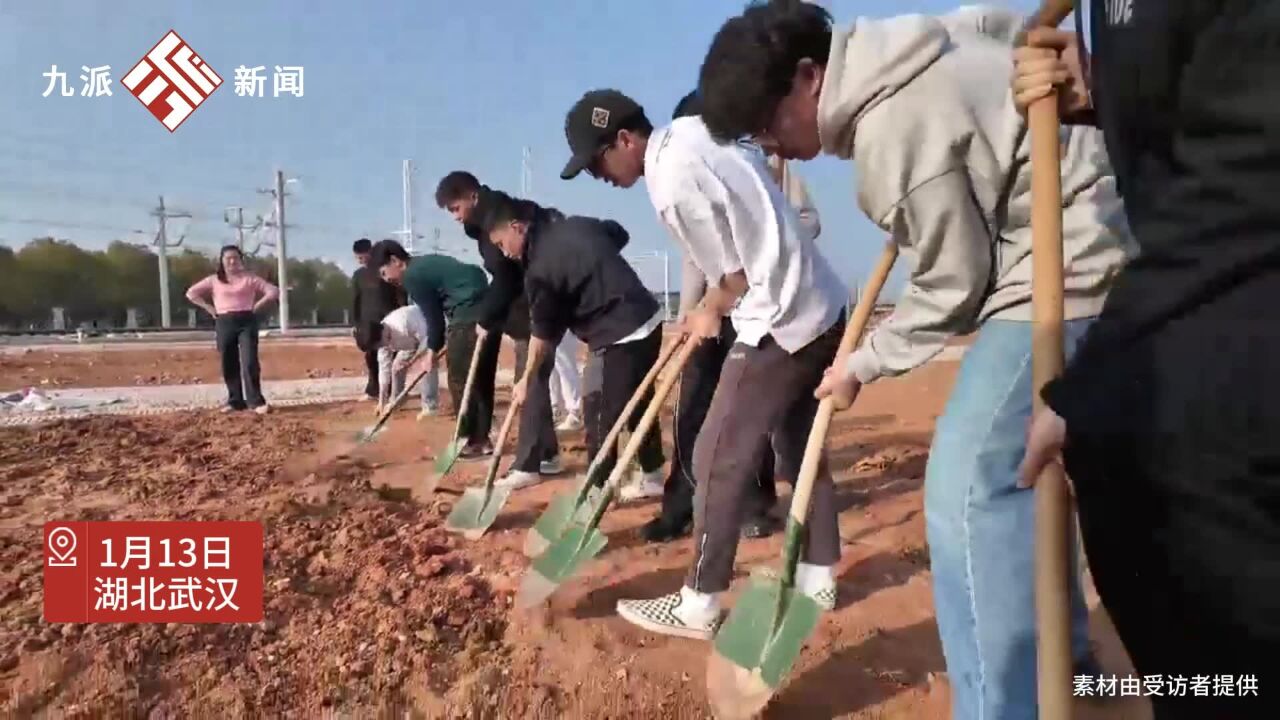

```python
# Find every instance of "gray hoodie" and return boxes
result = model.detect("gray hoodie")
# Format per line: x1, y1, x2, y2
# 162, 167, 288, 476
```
830, 6, 1134, 384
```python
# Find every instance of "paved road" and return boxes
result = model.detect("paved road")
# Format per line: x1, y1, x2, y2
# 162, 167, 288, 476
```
0, 369, 519, 428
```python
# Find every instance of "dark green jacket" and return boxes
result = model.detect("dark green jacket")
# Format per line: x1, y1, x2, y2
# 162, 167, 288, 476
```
402, 253, 488, 351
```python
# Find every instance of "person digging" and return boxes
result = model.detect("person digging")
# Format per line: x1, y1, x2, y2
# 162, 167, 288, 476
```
480, 190, 668, 498
697, 2, 1128, 714
435, 171, 564, 480
558, 85, 851, 639
561, 88, 809, 542
369, 239, 495, 459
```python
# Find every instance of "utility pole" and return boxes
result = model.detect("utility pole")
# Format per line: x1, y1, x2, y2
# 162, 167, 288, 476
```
403, 159, 415, 254
521, 146, 533, 199
151, 195, 190, 329
259, 170, 291, 332
223, 206, 261, 250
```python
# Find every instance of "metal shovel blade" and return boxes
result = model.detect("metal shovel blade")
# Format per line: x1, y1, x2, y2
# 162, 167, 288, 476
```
522, 480, 603, 557
706, 572, 822, 718
515, 524, 609, 609
354, 424, 385, 444
424, 437, 467, 495
444, 485, 513, 539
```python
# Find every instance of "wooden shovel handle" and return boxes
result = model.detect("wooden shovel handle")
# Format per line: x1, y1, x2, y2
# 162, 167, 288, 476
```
480, 395, 523, 488
450, 336, 487, 441
788, 241, 898, 524
1021, 3, 1075, 719
592, 334, 687, 474
601, 335, 700, 491
370, 346, 434, 427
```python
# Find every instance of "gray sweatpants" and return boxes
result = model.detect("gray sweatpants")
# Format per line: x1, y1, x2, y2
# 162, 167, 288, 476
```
687, 318, 844, 594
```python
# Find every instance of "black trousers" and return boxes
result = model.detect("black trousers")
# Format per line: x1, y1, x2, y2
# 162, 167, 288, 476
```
214, 312, 265, 410
446, 321, 497, 445
512, 344, 559, 472
661, 321, 777, 526
1063, 285, 1280, 719
585, 326, 665, 483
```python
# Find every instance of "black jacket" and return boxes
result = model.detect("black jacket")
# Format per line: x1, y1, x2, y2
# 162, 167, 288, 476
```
351, 265, 403, 350
465, 187, 563, 337
522, 212, 659, 351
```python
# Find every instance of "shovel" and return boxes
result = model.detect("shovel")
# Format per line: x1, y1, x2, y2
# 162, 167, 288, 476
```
1016, 3, 1078, 718
443, 394, 522, 539
424, 338, 486, 494
353, 348, 434, 444
706, 241, 898, 719
516, 336, 699, 608
522, 335, 687, 557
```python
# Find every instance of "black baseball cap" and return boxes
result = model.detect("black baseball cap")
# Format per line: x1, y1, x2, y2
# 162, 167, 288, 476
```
560, 89, 646, 180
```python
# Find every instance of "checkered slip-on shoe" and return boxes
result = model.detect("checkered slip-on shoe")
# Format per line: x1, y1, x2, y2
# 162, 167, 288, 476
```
811, 585, 837, 612
749, 566, 837, 612
616, 592, 719, 641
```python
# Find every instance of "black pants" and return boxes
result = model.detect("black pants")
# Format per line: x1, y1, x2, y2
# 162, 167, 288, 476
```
512, 344, 559, 472
662, 321, 777, 526
688, 319, 843, 593
1063, 288, 1280, 719
362, 346, 380, 398
585, 326, 665, 484
214, 312, 265, 410
445, 321, 497, 445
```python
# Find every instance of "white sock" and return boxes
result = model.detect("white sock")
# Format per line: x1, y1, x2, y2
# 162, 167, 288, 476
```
677, 586, 720, 624
795, 563, 835, 595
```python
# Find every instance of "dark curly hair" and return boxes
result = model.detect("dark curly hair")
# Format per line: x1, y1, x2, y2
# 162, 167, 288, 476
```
698, 0, 833, 142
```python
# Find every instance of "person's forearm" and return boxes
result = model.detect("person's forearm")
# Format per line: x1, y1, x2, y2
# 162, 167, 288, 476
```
522, 336, 551, 384
189, 298, 217, 317
700, 271, 747, 316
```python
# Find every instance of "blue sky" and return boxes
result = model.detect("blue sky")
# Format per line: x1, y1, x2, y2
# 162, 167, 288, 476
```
0, 0, 1035, 293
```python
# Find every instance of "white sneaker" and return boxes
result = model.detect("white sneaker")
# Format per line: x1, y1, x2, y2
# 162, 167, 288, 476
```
495, 470, 546, 491
417, 403, 439, 421
619, 469, 664, 503
556, 412, 583, 432
616, 587, 720, 641
539, 456, 564, 475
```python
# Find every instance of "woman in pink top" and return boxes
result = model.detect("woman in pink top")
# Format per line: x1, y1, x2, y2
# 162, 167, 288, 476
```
186, 245, 280, 414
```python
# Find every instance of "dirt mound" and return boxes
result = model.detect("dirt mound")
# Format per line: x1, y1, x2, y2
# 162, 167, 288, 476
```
0, 412, 510, 717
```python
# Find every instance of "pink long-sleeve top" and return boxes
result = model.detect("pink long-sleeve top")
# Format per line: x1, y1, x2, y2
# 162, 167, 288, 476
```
186, 273, 280, 314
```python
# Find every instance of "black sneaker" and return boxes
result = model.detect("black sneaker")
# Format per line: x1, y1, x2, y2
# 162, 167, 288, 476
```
740, 515, 782, 539
641, 515, 691, 543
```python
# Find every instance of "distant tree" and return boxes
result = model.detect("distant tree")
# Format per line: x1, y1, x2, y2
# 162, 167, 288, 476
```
0, 238, 353, 329
14, 238, 107, 327
101, 241, 160, 325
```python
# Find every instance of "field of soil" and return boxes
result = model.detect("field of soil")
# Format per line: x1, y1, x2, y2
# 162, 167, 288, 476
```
0, 358, 1150, 718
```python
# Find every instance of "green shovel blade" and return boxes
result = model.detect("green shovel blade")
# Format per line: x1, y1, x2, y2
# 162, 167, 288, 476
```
444, 485, 513, 538
515, 523, 609, 608
523, 480, 603, 557
433, 437, 467, 475
711, 573, 822, 692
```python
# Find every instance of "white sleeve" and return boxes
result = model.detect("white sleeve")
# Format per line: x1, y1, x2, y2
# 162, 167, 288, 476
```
377, 346, 395, 404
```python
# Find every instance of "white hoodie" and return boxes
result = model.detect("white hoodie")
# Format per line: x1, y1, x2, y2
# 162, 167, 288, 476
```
826, 7, 1134, 384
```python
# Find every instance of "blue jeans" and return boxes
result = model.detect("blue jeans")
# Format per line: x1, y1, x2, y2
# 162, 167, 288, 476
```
925, 319, 1093, 720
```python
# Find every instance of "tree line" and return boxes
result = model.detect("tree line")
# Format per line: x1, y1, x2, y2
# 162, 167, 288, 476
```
0, 238, 353, 331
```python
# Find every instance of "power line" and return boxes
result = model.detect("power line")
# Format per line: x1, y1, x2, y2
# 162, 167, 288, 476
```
0, 216, 146, 234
